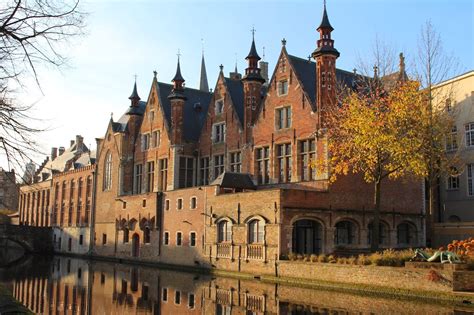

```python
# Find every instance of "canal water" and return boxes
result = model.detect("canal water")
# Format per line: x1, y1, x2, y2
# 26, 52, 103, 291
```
0, 247, 471, 314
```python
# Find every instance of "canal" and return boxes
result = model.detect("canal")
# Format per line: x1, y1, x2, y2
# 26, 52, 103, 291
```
0, 247, 472, 314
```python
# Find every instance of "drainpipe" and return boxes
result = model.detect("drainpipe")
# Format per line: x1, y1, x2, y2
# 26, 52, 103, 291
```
88, 167, 98, 256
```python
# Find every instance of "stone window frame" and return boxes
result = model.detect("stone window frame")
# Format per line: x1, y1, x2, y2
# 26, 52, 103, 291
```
465, 122, 474, 147
199, 156, 210, 186
216, 219, 232, 243
275, 105, 292, 130
177, 198, 183, 210
189, 231, 196, 247
190, 196, 197, 209
141, 133, 151, 151
174, 290, 181, 305
255, 146, 270, 185
176, 231, 183, 246
299, 139, 316, 181
163, 231, 170, 245
247, 217, 265, 244
229, 151, 242, 173
134, 164, 143, 194
467, 163, 473, 197
446, 125, 458, 152
213, 154, 225, 180
212, 122, 226, 144
151, 130, 160, 148
188, 293, 195, 309
446, 167, 460, 191
277, 79, 289, 96
276, 142, 292, 183
103, 151, 112, 191
215, 98, 225, 115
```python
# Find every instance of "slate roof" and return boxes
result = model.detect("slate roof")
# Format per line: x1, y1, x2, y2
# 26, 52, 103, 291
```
287, 54, 358, 107
156, 82, 212, 142
211, 172, 256, 190
224, 77, 244, 125
115, 101, 147, 132
318, 5, 334, 31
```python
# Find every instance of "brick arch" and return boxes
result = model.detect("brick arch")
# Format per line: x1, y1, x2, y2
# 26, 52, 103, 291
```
334, 217, 361, 246
289, 215, 327, 230
214, 216, 236, 225
243, 214, 270, 224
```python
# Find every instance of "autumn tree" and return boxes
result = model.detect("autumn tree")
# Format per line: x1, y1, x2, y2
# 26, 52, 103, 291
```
326, 79, 444, 251
0, 0, 85, 175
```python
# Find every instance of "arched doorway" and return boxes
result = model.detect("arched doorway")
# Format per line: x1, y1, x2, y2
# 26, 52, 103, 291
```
131, 233, 140, 257
292, 219, 323, 255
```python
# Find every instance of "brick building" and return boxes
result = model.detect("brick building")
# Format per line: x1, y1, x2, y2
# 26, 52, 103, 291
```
0, 167, 18, 212
18, 135, 96, 254
91, 3, 424, 270
16, 4, 425, 268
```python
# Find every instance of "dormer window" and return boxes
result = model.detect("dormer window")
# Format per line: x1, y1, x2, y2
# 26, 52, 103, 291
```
215, 99, 224, 115
278, 80, 288, 96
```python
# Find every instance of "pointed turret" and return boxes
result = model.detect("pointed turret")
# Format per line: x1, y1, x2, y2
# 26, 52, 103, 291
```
312, 1, 339, 58
317, 1, 334, 32
199, 53, 209, 92
129, 81, 140, 106
243, 30, 265, 83
169, 56, 187, 100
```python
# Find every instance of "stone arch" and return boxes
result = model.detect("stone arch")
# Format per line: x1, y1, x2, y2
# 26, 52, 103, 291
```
216, 217, 233, 243
367, 219, 391, 246
334, 218, 360, 246
131, 233, 140, 257
245, 215, 268, 244
291, 218, 324, 255
397, 221, 417, 246
243, 214, 270, 224
128, 218, 138, 231
0, 237, 33, 253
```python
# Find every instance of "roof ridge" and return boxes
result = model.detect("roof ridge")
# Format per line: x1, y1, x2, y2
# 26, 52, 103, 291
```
157, 81, 212, 94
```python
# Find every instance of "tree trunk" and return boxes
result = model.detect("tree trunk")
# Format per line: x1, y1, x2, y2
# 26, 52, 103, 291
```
426, 178, 436, 247
371, 179, 381, 252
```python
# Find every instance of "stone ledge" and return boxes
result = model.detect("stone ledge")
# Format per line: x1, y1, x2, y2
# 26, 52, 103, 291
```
405, 261, 471, 271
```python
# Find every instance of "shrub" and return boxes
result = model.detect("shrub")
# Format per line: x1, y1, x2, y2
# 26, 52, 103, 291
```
336, 257, 347, 264
288, 252, 297, 261
296, 254, 303, 261
327, 255, 336, 263
347, 256, 357, 265
357, 254, 371, 266
310, 254, 318, 262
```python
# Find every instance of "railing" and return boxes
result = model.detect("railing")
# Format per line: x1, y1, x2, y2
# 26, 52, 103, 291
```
246, 244, 264, 260
245, 294, 264, 313
216, 289, 231, 306
216, 243, 231, 258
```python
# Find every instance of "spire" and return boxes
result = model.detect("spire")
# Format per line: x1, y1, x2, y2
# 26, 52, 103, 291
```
169, 52, 187, 100
246, 28, 261, 60
318, 0, 334, 31
199, 53, 209, 92
128, 78, 140, 107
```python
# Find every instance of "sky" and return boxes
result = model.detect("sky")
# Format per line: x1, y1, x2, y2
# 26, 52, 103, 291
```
6, 0, 474, 170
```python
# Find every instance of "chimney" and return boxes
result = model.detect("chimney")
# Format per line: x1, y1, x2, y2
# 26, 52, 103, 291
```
259, 60, 269, 84
70, 140, 75, 147
58, 147, 65, 156
76, 135, 84, 149
51, 147, 58, 160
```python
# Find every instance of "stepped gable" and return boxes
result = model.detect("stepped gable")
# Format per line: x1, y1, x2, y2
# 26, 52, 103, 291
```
157, 82, 212, 142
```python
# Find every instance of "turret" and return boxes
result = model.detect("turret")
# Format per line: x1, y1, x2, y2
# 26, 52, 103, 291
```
241, 30, 265, 144
168, 57, 187, 145
312, 1, 339, 126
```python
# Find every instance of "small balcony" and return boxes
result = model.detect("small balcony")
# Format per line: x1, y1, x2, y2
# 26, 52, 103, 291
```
216, 243, 232, 258
245, 244, 265, 260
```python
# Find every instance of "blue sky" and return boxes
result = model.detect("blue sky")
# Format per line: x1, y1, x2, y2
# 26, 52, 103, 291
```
14, 0, 474, 166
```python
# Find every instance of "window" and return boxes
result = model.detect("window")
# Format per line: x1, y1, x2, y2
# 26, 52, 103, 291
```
158, 158, 168, 191
134, 164, 143, 194
215, 99, 224, 114
79, 235, 83, 245
163, 232, 169, 245
146, 161, 155, 192
188, 293, 195, 309
199, 157, 210, 185
276, 107, 291, 129
162, 288, 168, 302
335, 221, 355, 245
277, 143, 292, 183
190, 197, 197, 209
468, 164, 473, 196
214, 154, 225, 179
278, 80, 288, 96
230, 152, 241, 173
256, 147, 270, 184
179, 157, 194, 188
177, 198, 183, 210
300, 139, 316, 181
446, 167, 459, 190
446, 126, 458, 151
142, 133, 150, 151
212, 123, 226, 143
102, 234, 107, 245
466, 123, 474, 147
103, 152, 112, 191
397, 222, 416, 245
367, 222, 387, 245
175, 290, 181, 305
190, 232, 196, 247
144, 227, 151, 244
152, 130, 160, 147
123, 228, 129, 243
248, 219, 264, 243
176, 232, 182, 246
217, 220, 232, 243
165, 199, 170, 210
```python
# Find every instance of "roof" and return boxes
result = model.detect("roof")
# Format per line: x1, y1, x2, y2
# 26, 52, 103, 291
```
129, 81, 140, 100
246, 38, 261, 60
287, 54, 357, 107
224, 77, 244, 125
172, 59, 185, 82
115, 101, 147, 132
156, 82, 212, 142
211, 172, 256, 190
318, 5, 334, 31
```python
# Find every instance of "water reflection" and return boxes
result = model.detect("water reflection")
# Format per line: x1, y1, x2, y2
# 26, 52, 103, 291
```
0, 253, 472, 314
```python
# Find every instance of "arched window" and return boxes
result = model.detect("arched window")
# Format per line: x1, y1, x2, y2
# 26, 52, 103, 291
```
144, 227, 151, 244
123, 228, 129, 243
367, 221, 389, 246
335, 221, 356, 245
248, 219, 264, 244
103, 152, 112, 191
217, 220, 232, 243
292, 219, 323, 255
397, 222, 416, 245
448, 215, 461, 222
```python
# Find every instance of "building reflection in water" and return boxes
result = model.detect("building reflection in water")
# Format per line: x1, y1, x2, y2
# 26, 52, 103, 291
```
7, 256, 469, 315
